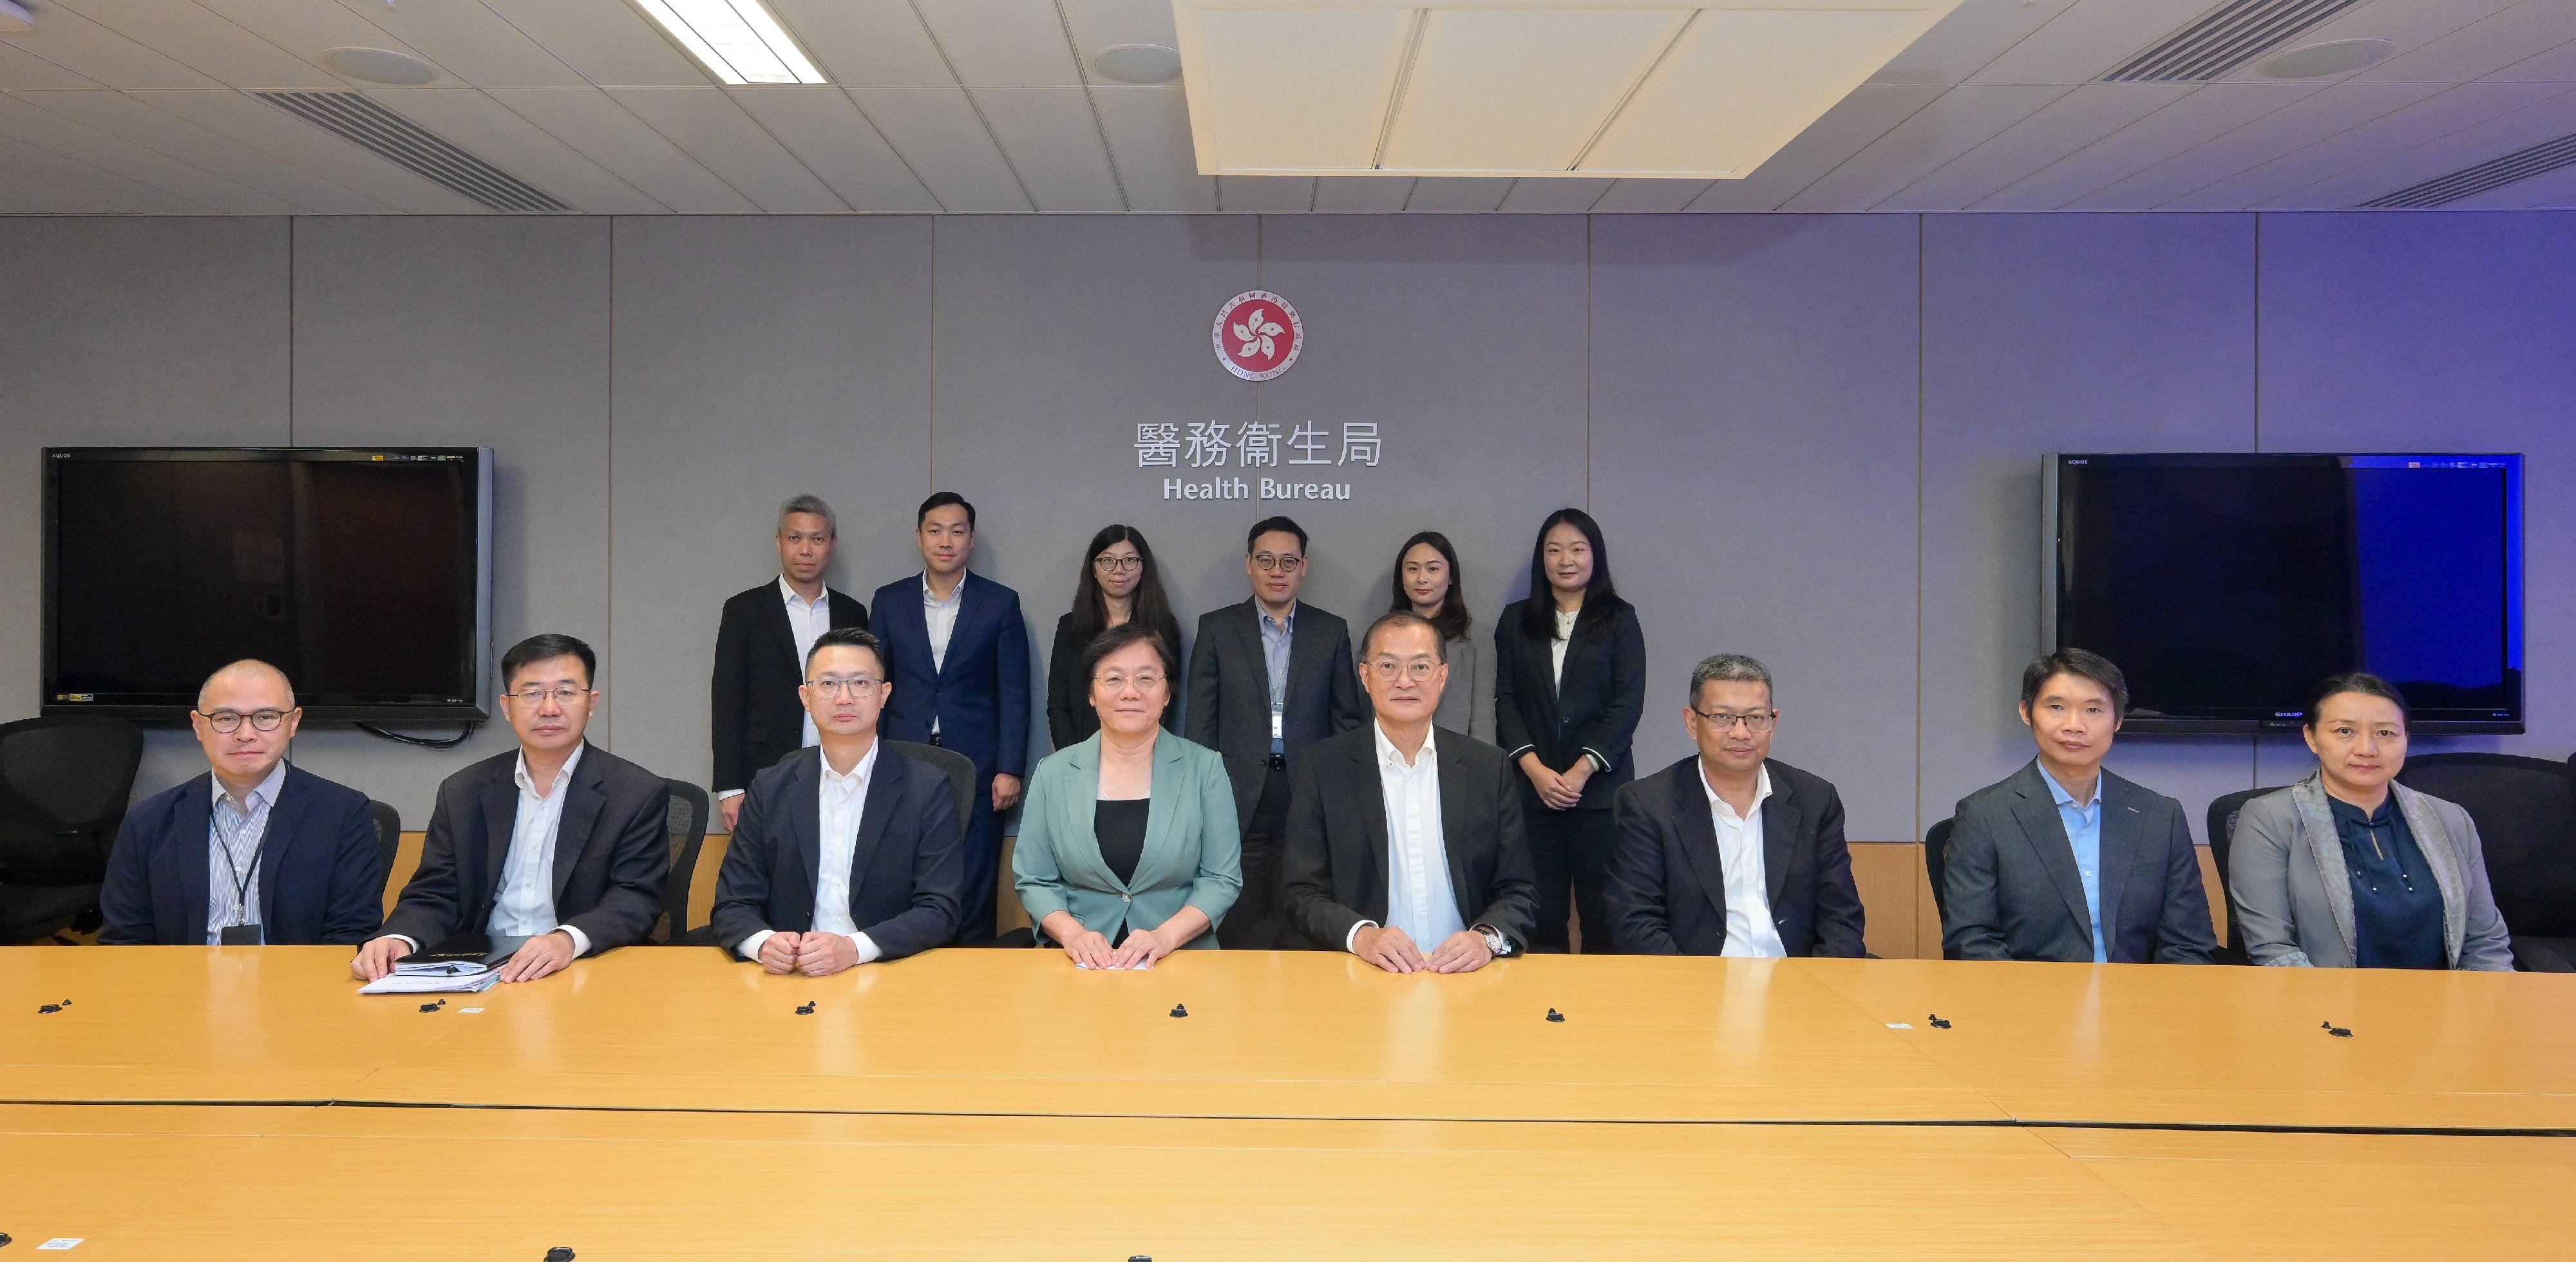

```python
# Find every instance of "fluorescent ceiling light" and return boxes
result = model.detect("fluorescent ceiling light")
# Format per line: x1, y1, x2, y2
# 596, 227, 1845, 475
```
630, 0, 828, 85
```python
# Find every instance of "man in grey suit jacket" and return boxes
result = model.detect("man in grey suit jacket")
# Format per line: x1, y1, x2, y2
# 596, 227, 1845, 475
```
1942, 648, 2215, 965
1186, 516, 1367, 950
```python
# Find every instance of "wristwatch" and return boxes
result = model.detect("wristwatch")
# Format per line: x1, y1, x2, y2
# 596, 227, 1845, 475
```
1475, 924, 1511, 958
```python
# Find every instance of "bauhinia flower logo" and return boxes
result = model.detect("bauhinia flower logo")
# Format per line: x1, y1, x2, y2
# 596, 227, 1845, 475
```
1212, 290, 1303, 381
1233, 309, 1283, 359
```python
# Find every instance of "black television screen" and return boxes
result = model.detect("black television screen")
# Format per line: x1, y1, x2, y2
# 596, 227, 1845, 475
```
43, 447, 493, 722
2045, 453, 2522, 735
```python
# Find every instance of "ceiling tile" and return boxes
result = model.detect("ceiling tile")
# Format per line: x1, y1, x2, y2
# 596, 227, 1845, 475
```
0, 5, 222, 89
1313, 174, 1412, 212
131, 87, 486, 212
1783, 82, 2065, 209
605, 86, 847, 210
2171, 79, 2562, 207
2246, 81, 2576, 207
1381, 8, 1681, 173
50, 0, 342, 89
728, 85, 936, 212
1689, 82, 1947, 211
332, 0, 589, 88
478, 0, 708, 87
912, 0, 1081, 87
2488, 15, 2576, 81
12, 88, 388, 210
1061, 0, 1179, 78
490, 86, 746, 210
1092, 84, 1215, 212
1402, 175, 1514, 211
2341, 0, 2572, 84
1213, 173, 1311, 212
1590, 178, 1712, 211
1872, 0, 2081, 85
1976, 81, 2324, 209
1880, 80, 2191, 209
191, 0, 438, 80
971, 86, 1121, 211
0, 40, 106, 90
1972, 0, 2220, 85
0, 129, 213, 210
1186, 7, 1411, 173
0, 89, 287, 208
1587, 8, 1943, 176
1497, 175, 1613, 212
766, 0, 951, 87
397, 86, 681, 212
2066, 78, 2443, 207
848, 86, 1030, 211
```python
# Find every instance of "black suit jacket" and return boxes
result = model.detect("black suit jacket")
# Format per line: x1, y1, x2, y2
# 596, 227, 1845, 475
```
1605, 756, 1866, 957
1493, 598, 1647, 809
1279, 724, 1538, 952
710, 580, 867, 795
1186, 599, 1367, 828
98, 764, 387, 946
708, 744, 968, 961
1046, 610, 1185, 749
381, 744, 670, 954
1942, 760, 2217, 964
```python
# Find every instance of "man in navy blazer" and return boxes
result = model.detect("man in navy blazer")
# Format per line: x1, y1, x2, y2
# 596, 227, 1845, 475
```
711, 628, 967, 970
869, 492, 1030, 941
99, 660, 387, 946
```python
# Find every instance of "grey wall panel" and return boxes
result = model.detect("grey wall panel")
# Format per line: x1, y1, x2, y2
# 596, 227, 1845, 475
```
0, 218, 292, 804
1588, 214, 1920, 840
286, 216, 612, 823
608, 216, 934, 793
1919, 213, 2260, 842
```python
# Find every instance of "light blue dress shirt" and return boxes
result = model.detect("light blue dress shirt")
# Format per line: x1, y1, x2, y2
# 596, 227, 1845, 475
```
1258, 604, 1294, 755
2036, 764, 2107, 964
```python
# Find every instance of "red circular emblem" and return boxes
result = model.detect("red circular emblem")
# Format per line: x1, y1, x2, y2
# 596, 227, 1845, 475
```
1213, 290, 1303, 381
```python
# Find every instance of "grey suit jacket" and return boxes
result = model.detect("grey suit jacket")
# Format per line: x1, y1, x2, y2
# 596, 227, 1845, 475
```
2228, 774, 2514, 970
1432, 634, 1497, 745
1184, 598, 1367, 829
1942, 760, 2216, 965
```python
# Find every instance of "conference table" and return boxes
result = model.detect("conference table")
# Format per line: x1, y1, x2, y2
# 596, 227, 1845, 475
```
5, 947, 2571, 1258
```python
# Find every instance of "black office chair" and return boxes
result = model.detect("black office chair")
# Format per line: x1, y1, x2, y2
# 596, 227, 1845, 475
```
2396, 753, 2576, 973
2202, 786, 2281, 965
884, 740, 1023, 945
1922, 818, 1955, 960
365, 799, 401, 896
0, 715, 144, 943
658, 778, 712, 945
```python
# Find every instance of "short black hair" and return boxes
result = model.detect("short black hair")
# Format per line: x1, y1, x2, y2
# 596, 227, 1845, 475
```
500, 633, 596, 692
917, 491, 976, 530
1081, 619, 1177, 682
804, 626, 887, 676
1361, 610, 1447, 664
1247, 515, 1307, 554
2020, 646, 2128, 716
2305, 672, 2409, 730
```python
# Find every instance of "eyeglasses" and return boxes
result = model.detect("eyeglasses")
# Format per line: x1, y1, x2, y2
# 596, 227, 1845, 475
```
1093, 554, 1143, 574
1691, 708, 1777, 733
1251, 552, 1303, 573
509, 686, 589, 706
1368, 658, 1440, 683
805, 675, 884, 697
1093, 671, 1166, 692
198, 708, 290, 733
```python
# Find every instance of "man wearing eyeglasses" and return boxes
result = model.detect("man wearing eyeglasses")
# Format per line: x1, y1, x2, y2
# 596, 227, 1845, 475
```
99, 660, 388, 946
1280, 612, 1535, 971
709, 628, 967, 972
1186, 515, 1366, 950
353, 634, 670, 984
1604, 654, 1866, 957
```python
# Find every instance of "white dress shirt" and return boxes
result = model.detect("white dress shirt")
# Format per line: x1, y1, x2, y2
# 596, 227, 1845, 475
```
1549, 607, 1577, 688
205, 760, 288, 944
1345, 723, 1467, 952
717, 578, 833, 806
1700, 761, 1786, 958
923, 574, 965, 735
739, 742, 884, 965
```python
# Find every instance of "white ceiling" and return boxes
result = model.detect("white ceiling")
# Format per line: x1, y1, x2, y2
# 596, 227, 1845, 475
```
4, 0, 2576, 214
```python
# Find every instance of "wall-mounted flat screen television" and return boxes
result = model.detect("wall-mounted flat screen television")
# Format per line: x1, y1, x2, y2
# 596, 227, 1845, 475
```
2044, 453, 2522, 735
43, 447, 494, 722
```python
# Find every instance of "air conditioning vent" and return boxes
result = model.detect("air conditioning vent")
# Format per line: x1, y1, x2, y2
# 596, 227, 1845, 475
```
2356, 131, 2576, 209
256, 91, 569, 213
2101, 0, 2367, 83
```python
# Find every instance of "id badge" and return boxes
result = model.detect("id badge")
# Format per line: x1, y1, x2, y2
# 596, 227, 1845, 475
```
218, 923, 263, 946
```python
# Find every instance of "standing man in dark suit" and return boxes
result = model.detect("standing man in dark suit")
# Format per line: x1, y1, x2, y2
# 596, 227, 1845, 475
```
711, 628, 967, 972
352, 634, 671, 984
1186, 515, 1367, 950
1281, 612, 1535, 970
870, 492, 1030, 942
99, 659, 388, 946
1942, 647, 2217, 965
711, 494, 867, 832
1605, 654, 1864, 957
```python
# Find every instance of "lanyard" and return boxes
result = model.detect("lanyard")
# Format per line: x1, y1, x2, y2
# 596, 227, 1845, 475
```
214, 798, 265, 925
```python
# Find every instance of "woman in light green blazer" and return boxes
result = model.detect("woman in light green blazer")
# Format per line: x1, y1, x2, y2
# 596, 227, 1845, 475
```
1014, 621, 1240, 967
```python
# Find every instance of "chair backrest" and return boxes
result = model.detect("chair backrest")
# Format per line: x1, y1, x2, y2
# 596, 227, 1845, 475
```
656, 778, 712, 944
2202, 786, 2278, 964
2396, 753, 2576, 938
0, 715, 145, 832
1923, 816, 1955, 934
884, 740, 976, 840
365, 799, 401, 896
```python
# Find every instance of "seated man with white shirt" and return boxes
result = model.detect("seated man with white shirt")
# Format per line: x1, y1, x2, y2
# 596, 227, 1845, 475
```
709, 628, 968, 974
351, 634, 671, 984
1605, 654, 1866, 957
1280, 612, 1536, 972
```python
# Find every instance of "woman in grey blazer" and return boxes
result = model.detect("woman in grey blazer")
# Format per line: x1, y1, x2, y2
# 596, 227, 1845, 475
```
1014, 621, 1241, 967
1389, 531, 1495, 742
2230, 673, 2514, 970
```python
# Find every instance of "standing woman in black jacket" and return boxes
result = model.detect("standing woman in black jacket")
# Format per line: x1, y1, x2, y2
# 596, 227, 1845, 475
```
1495, 508, 1645, 953
1047, 524, 1186, 749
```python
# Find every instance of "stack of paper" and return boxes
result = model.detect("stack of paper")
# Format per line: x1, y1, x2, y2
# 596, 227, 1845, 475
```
359, 959, 502, 995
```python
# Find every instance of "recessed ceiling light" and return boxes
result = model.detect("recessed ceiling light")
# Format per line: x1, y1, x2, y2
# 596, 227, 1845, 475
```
629, 0, 829, 86
0, 0, 33, 35
322, 48, 437, 86
1094, 43, 1182, 85
2257, 39, 2394, 79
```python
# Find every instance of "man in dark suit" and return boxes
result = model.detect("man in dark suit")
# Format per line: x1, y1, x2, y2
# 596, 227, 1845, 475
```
1942, 648, 2216, 965
1605, 654, 1864, 957
352, 634, 671, 984
711, 494, 867, 831
869, 492, 1029, 942
711, 628, 967, 972
99, 659, 388, 946
1282, 612, 1534, 970
1188, 515, 1367, 950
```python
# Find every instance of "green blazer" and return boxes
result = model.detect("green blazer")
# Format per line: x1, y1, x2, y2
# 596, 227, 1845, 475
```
1012, 731, 1242, 947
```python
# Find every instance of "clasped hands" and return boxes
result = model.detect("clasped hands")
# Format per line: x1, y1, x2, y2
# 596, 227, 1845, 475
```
1353, 925, 1494, 974
1061, 925, 1175, 970
1520, 754, 1593, 811
757, 930, 863, 977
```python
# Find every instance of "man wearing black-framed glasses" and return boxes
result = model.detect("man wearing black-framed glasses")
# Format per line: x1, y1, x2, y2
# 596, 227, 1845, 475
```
1605, 654, 1866, 957
99, 660, 388, 946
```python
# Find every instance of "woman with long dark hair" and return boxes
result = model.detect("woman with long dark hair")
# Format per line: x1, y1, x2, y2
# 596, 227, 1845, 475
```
1493, 507, 1645, 952
1046, 525, 1185, 749
1387, 531, 1493, 742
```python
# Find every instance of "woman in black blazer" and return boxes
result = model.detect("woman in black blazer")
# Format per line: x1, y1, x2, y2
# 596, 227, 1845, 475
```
1047, 524, 1186, 749
1494, 507, 1645, 953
